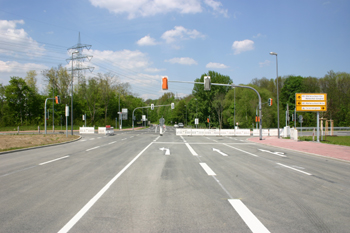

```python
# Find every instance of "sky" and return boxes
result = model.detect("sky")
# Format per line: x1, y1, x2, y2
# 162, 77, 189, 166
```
0, 0, 349, 100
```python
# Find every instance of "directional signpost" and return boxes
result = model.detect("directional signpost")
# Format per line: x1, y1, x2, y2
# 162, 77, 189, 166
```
296, 93, 327, 142
295, 93, 327, 112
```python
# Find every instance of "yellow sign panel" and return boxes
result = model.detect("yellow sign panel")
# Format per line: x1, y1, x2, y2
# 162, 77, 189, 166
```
295, 93, 327, 112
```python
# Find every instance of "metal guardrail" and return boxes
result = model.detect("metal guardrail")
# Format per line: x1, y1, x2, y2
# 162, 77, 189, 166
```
295, 127, 350, 131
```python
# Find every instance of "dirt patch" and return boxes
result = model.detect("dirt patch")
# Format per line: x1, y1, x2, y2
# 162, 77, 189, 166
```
0, 134, 80, 152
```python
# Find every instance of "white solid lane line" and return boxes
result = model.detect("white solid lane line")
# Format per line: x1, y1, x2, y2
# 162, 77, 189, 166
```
277, 163, 312, 176
228, 199, 270, 233
58, 142, 154, 233
86, 146, 100, 152
39, 156, 70, 166
199, 163, 216, 176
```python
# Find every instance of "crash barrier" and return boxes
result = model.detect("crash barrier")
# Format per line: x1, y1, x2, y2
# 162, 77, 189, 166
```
176, 129, 250, 136
79, 127, 95, 134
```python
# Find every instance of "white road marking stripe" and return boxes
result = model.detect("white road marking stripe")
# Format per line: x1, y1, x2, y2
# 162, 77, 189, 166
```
228, 199, 270, 233
277, 163, 312, 175
80, 140, 86, 142
154, 136, 160, 142
108, 141, 116, 144
199, 163, 216, 176
212, 148, 228, 156
180, 135, 186, 142
39, 156, 69, 165
122, 138, 127, 141
58, 142, 153, 233
86, 146, 100, 151
185, 143, 198, 156
223, 144, 258, 157
89, 138, 95, 140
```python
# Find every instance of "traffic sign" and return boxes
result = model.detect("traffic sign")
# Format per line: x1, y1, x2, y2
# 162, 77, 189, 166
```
295, 93, 327, 111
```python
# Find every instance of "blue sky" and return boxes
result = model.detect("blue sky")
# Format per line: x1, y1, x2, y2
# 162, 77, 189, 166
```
0, 0, 349, 99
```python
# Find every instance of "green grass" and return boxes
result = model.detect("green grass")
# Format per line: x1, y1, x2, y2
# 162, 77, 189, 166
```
298, 135, 350, 147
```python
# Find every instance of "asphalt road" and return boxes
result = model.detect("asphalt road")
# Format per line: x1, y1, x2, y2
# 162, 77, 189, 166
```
1, 126, 349, 232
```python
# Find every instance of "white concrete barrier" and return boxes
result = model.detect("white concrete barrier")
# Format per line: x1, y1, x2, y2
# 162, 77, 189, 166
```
176, 128, 253, 136
98, 127, 106, 134
79, 127, 95, 134
269, 129, 278, 136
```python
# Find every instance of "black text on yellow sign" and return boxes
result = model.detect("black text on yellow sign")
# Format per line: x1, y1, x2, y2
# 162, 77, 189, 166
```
295, 93, 327, 112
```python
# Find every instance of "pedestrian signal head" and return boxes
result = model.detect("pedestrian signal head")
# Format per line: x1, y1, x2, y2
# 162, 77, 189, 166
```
151, 104, 154, 110
162, 76, 168, 90
171, 103, 174, 109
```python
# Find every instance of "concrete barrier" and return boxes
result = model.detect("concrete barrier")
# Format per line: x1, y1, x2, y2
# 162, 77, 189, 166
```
79, 127, 95, 134
98, 127, 106, 134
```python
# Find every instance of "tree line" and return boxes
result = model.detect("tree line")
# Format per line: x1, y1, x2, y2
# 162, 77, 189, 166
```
0, 68, 349, 129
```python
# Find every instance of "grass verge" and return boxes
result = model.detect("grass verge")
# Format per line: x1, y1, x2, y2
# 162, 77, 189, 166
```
298, 135, 350, 147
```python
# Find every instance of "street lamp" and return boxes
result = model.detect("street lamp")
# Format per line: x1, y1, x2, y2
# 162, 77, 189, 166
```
270, 51, 280, 138
71, 50, 79, 135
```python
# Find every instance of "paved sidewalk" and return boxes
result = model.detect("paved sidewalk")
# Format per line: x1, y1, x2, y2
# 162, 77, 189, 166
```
248, 136, 350, 162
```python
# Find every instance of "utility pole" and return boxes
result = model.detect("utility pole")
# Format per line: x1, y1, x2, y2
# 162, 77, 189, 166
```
66, 32, 94, 135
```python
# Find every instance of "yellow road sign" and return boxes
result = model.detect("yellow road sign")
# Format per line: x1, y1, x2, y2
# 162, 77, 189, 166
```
295, 93, 327, 112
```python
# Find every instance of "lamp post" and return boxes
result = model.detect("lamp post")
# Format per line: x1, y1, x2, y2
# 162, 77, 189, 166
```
270, 52, 280, 138
71, 50, 79, 135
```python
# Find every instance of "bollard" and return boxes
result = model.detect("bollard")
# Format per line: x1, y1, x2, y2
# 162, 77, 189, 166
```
17, 126, 19, 134
38, 126, 40, 134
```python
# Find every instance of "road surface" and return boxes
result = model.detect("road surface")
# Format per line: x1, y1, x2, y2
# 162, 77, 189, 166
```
1, 126, 349, 232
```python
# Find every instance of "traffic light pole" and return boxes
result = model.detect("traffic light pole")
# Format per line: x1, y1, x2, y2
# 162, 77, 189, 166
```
167, 80, 263, 140
44, 98, 55, 135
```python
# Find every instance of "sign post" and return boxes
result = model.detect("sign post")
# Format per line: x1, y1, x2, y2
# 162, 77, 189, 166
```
65, 105, 69, 137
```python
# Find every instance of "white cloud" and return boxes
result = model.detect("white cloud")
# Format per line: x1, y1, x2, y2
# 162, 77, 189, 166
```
0, 60, 48, 73
232, 39, 254, 55
145, 67, 164, 73
165, 57, 198, 65
259, 60, 271, 67
137, 35, 157, 46
206, 62, 228, 69
161, 26, 205, 44
0, 20, 45, 57
204, 0, 228, 17
90, 49, 152, 70
89, 0, 202, 19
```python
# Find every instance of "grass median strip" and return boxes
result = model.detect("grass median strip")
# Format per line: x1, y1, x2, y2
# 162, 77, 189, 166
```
0, 134, 79, 152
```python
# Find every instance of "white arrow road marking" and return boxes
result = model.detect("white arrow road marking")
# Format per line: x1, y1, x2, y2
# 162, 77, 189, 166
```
258, 149, 286, 157
212, 148, 228, 156
159, 147, 170, 155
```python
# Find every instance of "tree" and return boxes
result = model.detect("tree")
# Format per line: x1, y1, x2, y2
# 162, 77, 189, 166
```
25, 70, 38, 94
213, 93, 225, 129
5, 77, 31, 125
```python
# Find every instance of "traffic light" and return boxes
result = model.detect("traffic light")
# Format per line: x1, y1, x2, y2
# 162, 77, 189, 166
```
268, 98, 273, 106
162, 76, 168, 90
55, 95, 61, 104
207, 118, 209, 123
151, 104, 154, 110
171, 103, 174, 109
204, 76, 211, 91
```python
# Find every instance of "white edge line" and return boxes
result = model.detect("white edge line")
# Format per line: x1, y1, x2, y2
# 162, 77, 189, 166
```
39, 156, 69, 166
277, 163, 312, 176
199, 163, 216, 176
228, 199, 270, 233
86, 146, 100, 152
58, 142, 153, 233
